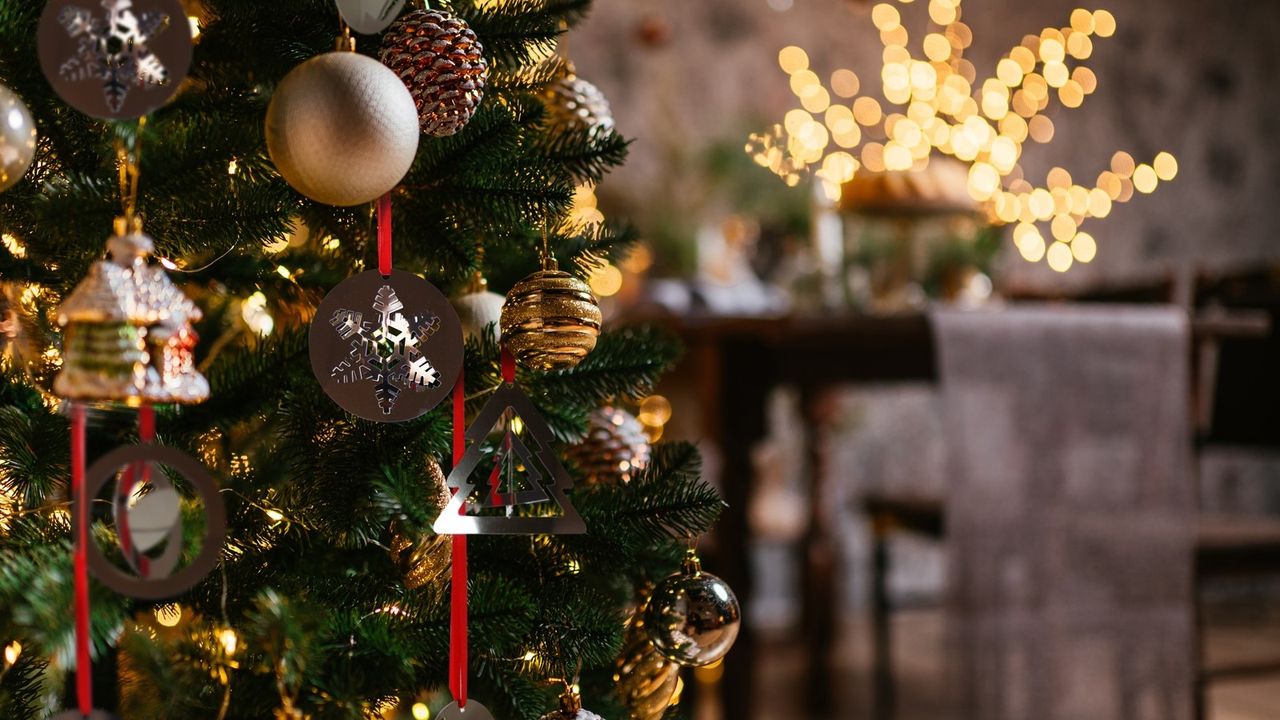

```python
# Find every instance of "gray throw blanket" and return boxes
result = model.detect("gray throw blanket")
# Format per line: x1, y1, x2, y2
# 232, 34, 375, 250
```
934, 305, 1195, 720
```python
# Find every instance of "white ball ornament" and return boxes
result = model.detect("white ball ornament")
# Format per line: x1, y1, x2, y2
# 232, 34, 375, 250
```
453, 273, 506, 344
265, 46, 419, 207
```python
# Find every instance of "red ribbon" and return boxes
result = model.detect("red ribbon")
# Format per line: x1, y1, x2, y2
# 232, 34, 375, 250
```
71, 403, 91, 715
449, 372, 468, 707
72, 404, 155, 713
116, 405, 156, 576
377, 192, 393, 277
501, 348, 516, 384
448, 352, 518, 706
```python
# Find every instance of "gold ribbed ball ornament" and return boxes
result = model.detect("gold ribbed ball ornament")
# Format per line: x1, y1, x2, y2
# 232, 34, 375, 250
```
380, 8, 488, 137
0, 83, 36, 193
501, 264, 601, 371
615, 594, 682, 720
568, 406, 651, 485
265, 39, 419, 207
542, 64, 614, 136
644, 549, 741, 667
391, 457, 453, 590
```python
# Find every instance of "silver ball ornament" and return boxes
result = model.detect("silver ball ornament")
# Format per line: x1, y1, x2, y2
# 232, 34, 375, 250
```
266, 48, 419, 207
644, 550, 741, 667
0, 84, 36, 192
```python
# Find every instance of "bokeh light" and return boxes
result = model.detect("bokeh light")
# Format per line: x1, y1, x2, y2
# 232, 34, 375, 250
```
749, 0, 1173, 271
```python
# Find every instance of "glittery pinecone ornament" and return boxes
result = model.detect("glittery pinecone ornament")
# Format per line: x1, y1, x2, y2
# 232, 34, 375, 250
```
542, 64, 614, 136
567, 406, 651, 485
390, 457, 453, 590
614, 592, 682, 720
380, 9, 489, 137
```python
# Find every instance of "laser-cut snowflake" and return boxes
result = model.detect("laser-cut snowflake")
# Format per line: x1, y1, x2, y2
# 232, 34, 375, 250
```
328, 285, 444, 416
57, 0, 173, 113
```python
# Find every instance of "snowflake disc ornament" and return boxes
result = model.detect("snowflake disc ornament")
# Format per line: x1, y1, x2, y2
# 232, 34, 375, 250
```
309, 269, 463, 422
38, 0, 193, 119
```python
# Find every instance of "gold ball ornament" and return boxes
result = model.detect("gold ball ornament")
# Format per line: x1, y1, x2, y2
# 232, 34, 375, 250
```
501, 267, 602, 371
615, 596, 682, 720
380, 9, 489, 137
391, 457, 452, 590
265, 45, 419, 207
568, 406, 651, 485
644, 550, 741, 667
0, 84, 36, 192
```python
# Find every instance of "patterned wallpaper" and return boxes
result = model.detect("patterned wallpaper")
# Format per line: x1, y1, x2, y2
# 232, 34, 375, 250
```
571, 0, 1280, 292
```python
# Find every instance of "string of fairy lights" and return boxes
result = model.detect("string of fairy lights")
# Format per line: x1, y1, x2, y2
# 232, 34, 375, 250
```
746, 1, 1178, 272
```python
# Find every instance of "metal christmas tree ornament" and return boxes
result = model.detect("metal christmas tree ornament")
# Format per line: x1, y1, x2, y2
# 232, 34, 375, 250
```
38, 0, 193, 119
336, 0, 407, 34
643, 548, 741, 667
437, 700, 495, 720
309, 269, 463, 422
434, 383, 586, 535
0, 84, 37, 192
80, 444, 226, 600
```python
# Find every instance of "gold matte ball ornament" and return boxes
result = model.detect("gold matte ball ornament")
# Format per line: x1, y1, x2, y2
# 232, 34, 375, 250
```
501, 265, 602, 371
265, 43, 419, 207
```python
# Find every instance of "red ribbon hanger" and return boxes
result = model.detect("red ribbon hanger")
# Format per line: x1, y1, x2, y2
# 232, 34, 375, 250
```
450, 370, 468, 706
72, 403, 155, 714
378, 192, 393, 277
449, 349, 517, 707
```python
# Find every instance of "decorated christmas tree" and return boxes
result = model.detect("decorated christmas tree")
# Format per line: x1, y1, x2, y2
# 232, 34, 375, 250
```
0, 1, 734, 718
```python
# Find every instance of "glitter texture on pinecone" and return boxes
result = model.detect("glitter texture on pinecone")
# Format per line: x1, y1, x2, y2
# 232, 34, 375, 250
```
379, 9, 489, 137
542, 65, 614, 136
567, 406, 651, 485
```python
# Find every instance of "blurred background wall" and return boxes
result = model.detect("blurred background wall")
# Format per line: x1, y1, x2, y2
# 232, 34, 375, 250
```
570, 0, 1280, 292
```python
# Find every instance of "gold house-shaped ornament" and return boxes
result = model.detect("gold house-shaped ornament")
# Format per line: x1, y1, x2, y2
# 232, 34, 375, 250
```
55, 218, 208, 405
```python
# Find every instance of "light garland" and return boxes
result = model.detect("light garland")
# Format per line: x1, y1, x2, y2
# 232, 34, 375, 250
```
747, 1, 1177, 272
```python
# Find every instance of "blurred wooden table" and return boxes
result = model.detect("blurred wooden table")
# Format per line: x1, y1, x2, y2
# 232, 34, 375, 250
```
655, 313, 938, 719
